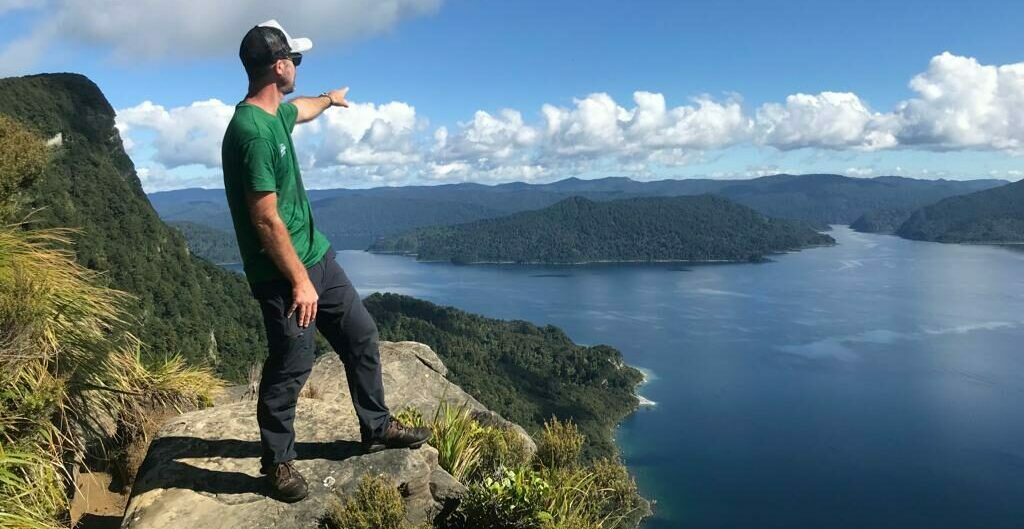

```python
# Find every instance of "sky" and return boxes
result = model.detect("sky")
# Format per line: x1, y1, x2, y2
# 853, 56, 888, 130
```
3, 0, 1024, 192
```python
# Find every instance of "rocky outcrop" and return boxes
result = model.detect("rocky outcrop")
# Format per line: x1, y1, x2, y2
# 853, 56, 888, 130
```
121, 341, 528, 529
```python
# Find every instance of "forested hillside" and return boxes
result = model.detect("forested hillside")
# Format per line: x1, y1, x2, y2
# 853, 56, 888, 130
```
369, 194, 835, 264
364, 292, 644, 459
896, 180, 1024, 242
169, 220, 242, 264
0, 73, 264, 380
150, 174, 1004, 253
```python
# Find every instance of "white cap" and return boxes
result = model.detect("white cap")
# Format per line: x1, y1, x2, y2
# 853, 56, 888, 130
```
257, 19, 313, 53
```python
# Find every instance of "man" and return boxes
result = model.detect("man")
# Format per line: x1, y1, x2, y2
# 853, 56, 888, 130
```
221, 19, 431, 503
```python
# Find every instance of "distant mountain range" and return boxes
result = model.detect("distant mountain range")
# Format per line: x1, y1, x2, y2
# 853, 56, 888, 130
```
368, 195, 835, 264
150, 174, 1004, 256
895, 180, 1024, 243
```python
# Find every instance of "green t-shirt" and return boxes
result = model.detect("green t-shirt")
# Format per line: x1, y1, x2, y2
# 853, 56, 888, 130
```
221, 101, 330, 283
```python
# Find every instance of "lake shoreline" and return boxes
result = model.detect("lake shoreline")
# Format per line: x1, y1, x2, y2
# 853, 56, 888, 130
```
365, 241, 836, 266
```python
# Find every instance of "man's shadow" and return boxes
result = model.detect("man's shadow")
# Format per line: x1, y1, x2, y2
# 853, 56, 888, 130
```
129, 437, 363, 498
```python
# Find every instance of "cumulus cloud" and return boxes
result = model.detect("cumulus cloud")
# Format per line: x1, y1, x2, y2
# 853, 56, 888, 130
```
3, 0, 442, 68
310, 101, 422, 168
116, 99, 234, 168
118, 52, 1024, 190
893, 52, 1024, 151
753, 53, 1024, 153
755, 92, 898, 150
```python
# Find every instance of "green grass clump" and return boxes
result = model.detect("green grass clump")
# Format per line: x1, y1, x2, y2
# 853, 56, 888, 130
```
393, 406, 426, 429
322, 474, 430, 529
536, 417, 584, 470
430, 401, 484, 482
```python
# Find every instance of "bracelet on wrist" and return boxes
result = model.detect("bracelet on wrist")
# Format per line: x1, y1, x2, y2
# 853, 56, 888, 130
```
318, 92, 333, 107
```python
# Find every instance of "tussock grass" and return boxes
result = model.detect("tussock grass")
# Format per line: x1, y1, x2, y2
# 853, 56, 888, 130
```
430, 401, 483, 482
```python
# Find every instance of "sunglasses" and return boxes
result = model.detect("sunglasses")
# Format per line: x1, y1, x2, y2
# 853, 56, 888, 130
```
277, 52, 302, 67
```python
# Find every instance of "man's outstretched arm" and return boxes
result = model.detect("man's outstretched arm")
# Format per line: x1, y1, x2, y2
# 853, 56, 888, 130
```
247, 190, 319, 328
292, 87, 349, 123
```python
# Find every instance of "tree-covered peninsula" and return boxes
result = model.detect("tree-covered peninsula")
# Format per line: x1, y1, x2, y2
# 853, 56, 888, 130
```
369, 194, 835, 264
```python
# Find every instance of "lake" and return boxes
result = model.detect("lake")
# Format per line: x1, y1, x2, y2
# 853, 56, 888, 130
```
241, 226, 1024, 528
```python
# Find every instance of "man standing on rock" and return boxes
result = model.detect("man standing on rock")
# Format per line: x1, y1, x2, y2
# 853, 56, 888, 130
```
221, 19, 431, 503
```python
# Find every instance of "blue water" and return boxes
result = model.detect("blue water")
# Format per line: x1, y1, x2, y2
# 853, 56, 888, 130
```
238, 227, 1024, 528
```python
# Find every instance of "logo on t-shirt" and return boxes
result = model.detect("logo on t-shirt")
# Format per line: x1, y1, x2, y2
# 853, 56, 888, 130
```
279, 143, 287, 157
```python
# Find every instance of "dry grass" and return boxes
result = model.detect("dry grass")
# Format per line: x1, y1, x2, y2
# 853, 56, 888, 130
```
299, 381, 323, 400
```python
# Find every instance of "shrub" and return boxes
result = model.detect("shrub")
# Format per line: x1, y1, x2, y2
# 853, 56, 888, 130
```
589, 458, 642, 525
0, 114, 48, 224
459, 467, 552, 529
474, 425, 531, 481
535, 417, 584, 470
323, 474, 406, 529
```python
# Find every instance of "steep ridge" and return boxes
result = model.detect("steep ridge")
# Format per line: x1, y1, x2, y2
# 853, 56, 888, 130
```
0, 73, 265, 380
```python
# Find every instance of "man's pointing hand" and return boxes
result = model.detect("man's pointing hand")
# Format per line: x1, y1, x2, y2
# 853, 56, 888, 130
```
327, 87, 349, 108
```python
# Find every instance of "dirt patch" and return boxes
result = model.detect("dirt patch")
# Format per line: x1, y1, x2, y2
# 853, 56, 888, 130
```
71, 470, 127, 529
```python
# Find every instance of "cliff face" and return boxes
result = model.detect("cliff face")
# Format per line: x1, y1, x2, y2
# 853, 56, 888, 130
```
121, 341, 532, 529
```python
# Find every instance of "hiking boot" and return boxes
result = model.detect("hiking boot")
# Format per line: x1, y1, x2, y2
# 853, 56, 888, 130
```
264, 460, 308, 503
362, 417, 432, 453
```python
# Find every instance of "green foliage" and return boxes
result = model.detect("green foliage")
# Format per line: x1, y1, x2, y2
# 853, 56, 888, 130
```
364, 293, 643, 460
460, 467, 552, 529
153, 174, 1004, 252
536, 418, 584, 470
897, 179, 1024, 242
850, 207, 913, 234
0, 448, 65, 529
430, 402, 484, 482
323, 474, 410, 529
369, 195, 835, 264
0, 114, 48, 225
0, 74, 266, 381
475, 425, 532, 481
588, 458, 644, 528
168, 221, 241, 264
393, 406, 426, 429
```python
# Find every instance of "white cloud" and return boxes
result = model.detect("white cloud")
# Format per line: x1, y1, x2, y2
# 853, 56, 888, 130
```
0, 22, 56, 76
118, 52, 1024, 190
116, 99, 234, 168
436, 109, 538, 161
893, 52, 1024, 151
136, 165, 220, 192
755, 92, 898, 151
3, 0, 442, 70
755, 52, 1024, 153
311, 101, 422, 168
537, 92, 751, 164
